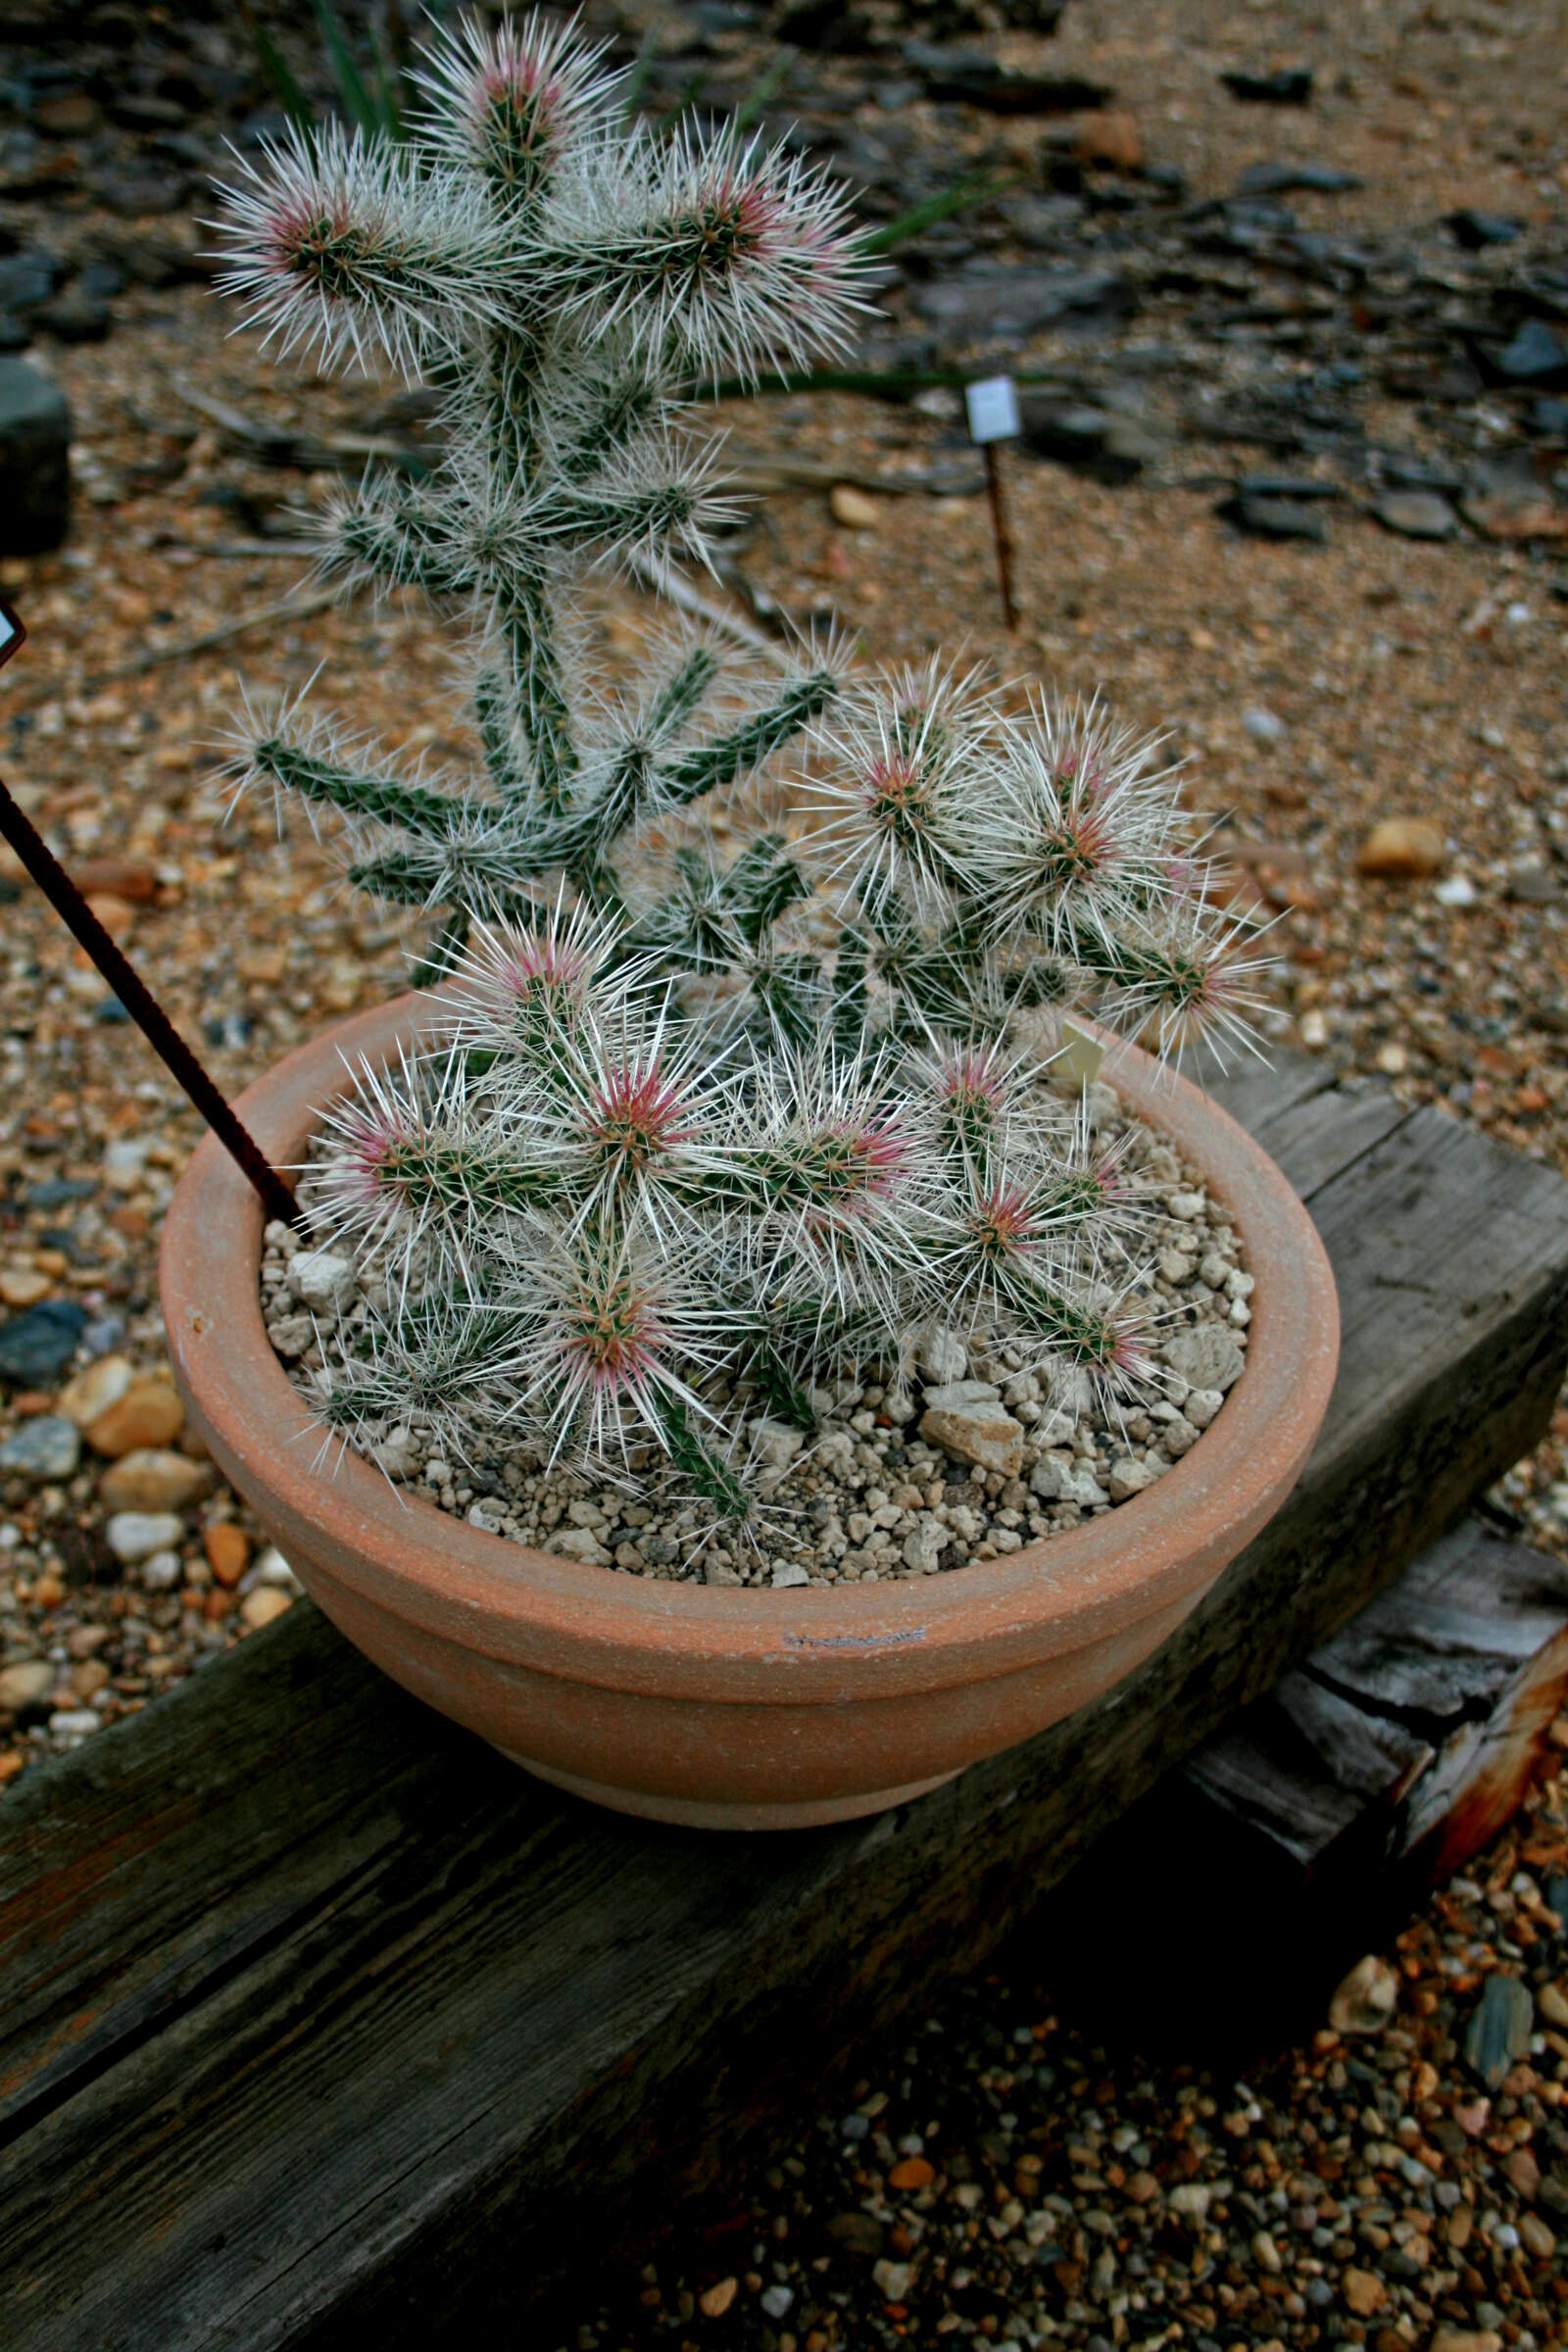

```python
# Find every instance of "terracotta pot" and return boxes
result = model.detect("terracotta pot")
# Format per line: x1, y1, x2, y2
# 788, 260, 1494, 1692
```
161, 996, 1339, 1831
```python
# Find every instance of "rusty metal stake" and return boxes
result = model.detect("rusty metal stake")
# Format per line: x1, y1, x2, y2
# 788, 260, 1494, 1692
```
0, 595, 303, 1228
982, 439, 1018, 635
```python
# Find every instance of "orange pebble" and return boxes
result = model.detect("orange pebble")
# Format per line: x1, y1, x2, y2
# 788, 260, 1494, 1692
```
887, 2157, 935, 2191
205, 1524, 250, 1588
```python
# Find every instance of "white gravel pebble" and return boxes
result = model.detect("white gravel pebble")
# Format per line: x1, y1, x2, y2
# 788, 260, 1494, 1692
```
105, 1509, 186, 1563
748, 1418, 805, 1470
912, 1325, 967, 1383
1161, 1328, 1246, 1394
49, 1708, 103, 1738
1107, 1456, 1165, 1502
920, 1380, 1002, 1410
288, 1250, 359, 1314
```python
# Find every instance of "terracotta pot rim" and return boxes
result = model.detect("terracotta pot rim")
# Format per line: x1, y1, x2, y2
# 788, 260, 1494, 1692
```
161, 995, 1340, 1703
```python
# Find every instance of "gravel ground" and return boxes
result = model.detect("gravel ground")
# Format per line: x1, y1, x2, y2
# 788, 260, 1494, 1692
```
1, 0, 1567, 2331
557, 1753, 1568, 2352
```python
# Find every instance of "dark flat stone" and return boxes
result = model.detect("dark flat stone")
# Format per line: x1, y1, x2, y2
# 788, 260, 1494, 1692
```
1020, 397, 1169, 479
1446, 208, 1524, 249
1372, 490, 1459, 541
1506, 869, 1562, 905
1219, 492, 1329, 541
1238, 473, 1341, 499
35, 290, 111, 344
0, 1299, 88, 1386
903, 42, 1106, 112
0, 353, 70, 555
947, 72, 1111, 115
1382, 454, 1467, 494
22, 1179, 98, 1211
910, 266, 1137, 344
1463, 1973, 1533, 2090
1492, 318, 1568, 386
84, 169, 189, 217
1236, 161, 1360, 196
774, 0, 873, 50
0, 254, 57, 316
1221, 69, 1314, 105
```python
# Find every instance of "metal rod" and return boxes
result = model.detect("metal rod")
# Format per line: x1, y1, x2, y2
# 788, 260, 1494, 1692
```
982, 440, 1018, 634
0, 598, 304, 1229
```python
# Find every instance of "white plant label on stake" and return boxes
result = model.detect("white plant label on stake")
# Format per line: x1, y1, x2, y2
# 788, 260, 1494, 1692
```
964, 375, 1021, 444
965, 377, 1021, 629
1052, 1020, 1108, 1094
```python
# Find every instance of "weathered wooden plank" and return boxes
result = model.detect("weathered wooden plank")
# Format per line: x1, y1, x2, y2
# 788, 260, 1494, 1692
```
1313, 1518, 1568, 1874
2, 1084, 1566, 2350
1186, 1519, 1568, 1882
1191, 1042, 1337, 1139
1244, 1074, 1410, 1200
1185, 1672, 1429, 1867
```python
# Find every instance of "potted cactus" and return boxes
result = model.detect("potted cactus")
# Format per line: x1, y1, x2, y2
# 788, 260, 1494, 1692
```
161, 12, 1339, 1827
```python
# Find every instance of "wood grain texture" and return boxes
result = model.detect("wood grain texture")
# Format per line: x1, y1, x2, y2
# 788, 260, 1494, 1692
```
3, 1072, 1568, 2350
1186, 1518, 1568, 1878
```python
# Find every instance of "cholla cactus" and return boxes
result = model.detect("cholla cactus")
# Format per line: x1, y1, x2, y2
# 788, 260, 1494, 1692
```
215, 10, 866, 978
214, 13, 1264, 1522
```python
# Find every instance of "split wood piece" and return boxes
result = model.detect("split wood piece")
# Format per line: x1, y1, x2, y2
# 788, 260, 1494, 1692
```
1185, 1516, 1568, 1888
3, 1066, 1568, 2350
1032, 1514, 1568, 2064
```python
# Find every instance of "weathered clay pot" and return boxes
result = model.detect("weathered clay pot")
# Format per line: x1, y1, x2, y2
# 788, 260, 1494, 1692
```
161, 995, 1339, 1831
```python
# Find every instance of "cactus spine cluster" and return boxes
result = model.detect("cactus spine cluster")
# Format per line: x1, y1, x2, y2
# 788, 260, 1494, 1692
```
215, 12, 1262, 1520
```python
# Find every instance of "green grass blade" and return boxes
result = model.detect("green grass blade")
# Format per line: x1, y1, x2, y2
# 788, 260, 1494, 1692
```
619, 28, 659, 123
657, 67, 710, 141
314, 0, 379, 137
370, 25, 408, 142
243, 9, 315, 130
854, 170, 1018, 259
730, 52, 793, 137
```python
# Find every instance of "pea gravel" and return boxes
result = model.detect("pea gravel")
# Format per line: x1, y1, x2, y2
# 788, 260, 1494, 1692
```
264, 1084, 1252, 1586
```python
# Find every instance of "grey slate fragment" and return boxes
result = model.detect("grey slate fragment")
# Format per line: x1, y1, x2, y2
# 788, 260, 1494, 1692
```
0, 1299, 88, 1384
0, 254, 58, 316
1492, 319, 1568, 387
1373, 491, 1459, 541
0, 1415, 81, 1482
35, 289, 111, 344
1020, 397, 1170, 480
1238, 474, 1340, 500
1462, 1973, 1533, 2090
0, 354, 70, 554
1221, 68, 1314, 104
1237, 161, 1361, 195
910, 267, 1137, 345
1446, 208, 1524, 248
1218, 492, 1328, 542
